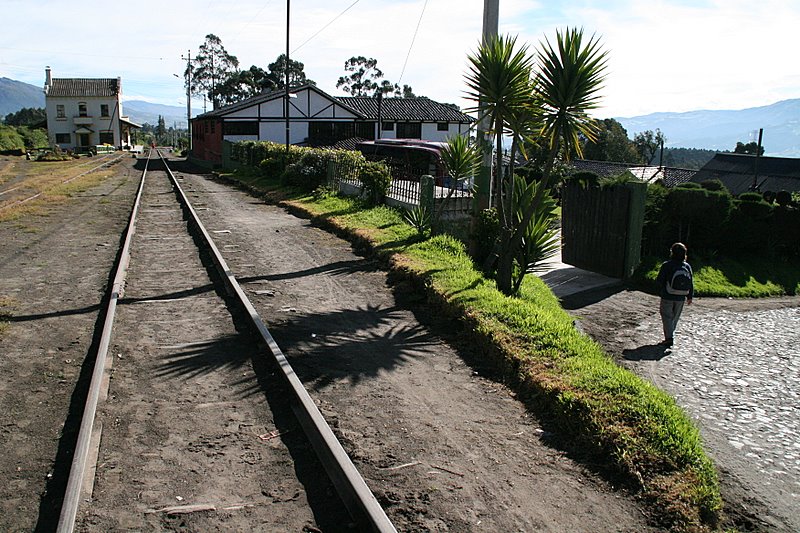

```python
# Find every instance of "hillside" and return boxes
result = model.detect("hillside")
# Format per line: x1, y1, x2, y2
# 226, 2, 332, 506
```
0, 78, 187, 127
122, 101, 188, 128
0, 78, 45, 116
616, 99, 800, 157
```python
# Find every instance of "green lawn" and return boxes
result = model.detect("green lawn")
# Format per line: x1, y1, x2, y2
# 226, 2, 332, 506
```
217, 168, 723, 531
635, 254, 800, 298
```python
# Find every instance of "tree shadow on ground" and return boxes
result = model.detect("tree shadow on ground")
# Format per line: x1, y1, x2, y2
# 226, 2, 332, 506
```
256, 304, 437, 392
622, 344, 670, 361
238, 258, 380, 284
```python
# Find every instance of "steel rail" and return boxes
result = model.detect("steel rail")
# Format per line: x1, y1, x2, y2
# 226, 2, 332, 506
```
55, 151, 150, 533
158, 150, 397, 533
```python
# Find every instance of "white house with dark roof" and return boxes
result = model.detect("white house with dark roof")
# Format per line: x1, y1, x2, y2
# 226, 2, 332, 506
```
190, 84, 473, 163
43, 67, 139, 152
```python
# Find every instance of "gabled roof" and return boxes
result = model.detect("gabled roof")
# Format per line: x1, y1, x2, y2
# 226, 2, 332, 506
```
691, 153, 800, 194
196, 84, 366, 119
336, 96, 473, 123
46, 78, 120, 97
194, 84, 473, 124
569, 159, 697, 187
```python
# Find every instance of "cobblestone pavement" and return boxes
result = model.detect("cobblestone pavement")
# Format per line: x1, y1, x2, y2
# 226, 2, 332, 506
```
624, 304, 800, 531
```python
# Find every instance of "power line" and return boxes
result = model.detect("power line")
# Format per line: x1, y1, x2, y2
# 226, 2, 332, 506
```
398, 0, 428, 84
227, 0, 276, 46
292, 0, 362, 54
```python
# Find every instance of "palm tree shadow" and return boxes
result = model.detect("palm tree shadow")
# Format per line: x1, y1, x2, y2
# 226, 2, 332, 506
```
622, 343, 670, 361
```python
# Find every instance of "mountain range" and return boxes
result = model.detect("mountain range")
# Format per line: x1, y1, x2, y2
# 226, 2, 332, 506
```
2, 76, 798, 156
0, 77, 189, 128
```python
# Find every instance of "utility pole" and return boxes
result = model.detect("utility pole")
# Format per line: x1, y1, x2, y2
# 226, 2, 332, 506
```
181, 50, 192, 151
475, 0, 498, 212
752, 127, 764, 191
285, 0, 291, 162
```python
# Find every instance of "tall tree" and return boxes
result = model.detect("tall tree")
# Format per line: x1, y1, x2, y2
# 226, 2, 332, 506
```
156, 115, 166, 139
267, 54, 315, 90
582, 118, 639, 163
733, 141, 765, 156
633, 128, 666, 165
336, 56, 386, 96
186, 34, 239, 109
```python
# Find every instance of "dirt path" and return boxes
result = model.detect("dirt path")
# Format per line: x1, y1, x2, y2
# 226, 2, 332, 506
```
564, 288, 800, 532
176, 163, 658, 532
0, 157, 139, 531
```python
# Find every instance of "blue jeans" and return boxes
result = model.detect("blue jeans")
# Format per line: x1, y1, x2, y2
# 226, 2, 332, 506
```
659, 299, 685, 341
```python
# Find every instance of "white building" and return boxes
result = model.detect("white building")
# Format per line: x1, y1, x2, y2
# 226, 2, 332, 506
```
191, 84, 473, 163
43, 67, 139, 152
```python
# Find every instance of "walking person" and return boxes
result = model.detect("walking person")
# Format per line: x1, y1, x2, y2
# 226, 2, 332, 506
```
656, 242, 693, 347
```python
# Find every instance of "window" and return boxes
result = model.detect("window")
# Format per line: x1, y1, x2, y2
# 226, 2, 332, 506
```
437, 122, 449, 131
355, 121, 375, 139
99, 131, 114, 145
100, 104, 109, 117
381, 121, 394, 131
56, 105, 65, 119
55, 133, 70, 144
223, 121, 259, 135
78, 102, 88, 117
396, 122, 422, 139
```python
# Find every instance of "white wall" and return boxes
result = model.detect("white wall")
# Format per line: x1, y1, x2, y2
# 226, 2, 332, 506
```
258, 121, 309, 145
45, 95, 121, 148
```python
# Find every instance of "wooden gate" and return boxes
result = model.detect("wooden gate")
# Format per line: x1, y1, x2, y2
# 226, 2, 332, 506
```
561, 181, 646, 278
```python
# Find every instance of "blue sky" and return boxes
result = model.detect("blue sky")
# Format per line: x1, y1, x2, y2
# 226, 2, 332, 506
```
1, 0, 798, 119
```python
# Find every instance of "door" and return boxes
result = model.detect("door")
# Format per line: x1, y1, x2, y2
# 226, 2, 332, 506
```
78, 134, 90, 148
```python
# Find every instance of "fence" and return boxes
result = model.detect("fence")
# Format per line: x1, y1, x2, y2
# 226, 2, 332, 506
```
561, 181, 646, 278
328, 157, 473, 218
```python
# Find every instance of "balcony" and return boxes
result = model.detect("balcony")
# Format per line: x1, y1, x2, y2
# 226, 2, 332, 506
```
73, 115, 94, 125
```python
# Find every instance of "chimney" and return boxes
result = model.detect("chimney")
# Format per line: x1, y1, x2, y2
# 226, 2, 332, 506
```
45, 66, 52, 87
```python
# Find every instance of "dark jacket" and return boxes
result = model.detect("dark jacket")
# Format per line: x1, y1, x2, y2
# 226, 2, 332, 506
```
656, 259, 694, 301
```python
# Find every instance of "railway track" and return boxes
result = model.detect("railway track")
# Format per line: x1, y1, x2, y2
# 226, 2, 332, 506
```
56, 149, 395, 532
0, 153, 124, 212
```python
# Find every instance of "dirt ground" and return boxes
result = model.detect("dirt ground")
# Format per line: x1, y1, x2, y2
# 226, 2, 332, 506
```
1, 152, 793, 531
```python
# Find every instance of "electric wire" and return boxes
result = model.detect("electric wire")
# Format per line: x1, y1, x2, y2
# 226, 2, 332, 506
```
292, 0, 362, 54
398, 0, 428, 85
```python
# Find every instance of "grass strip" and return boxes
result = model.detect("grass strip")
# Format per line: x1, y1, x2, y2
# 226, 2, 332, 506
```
218, 169, 723, 530
635, 255, 800, 298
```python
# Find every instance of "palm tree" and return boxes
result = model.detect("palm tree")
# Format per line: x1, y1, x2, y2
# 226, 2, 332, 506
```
435, 135, 481, 231
495, 28, 608, 295
464, 35, 534, 228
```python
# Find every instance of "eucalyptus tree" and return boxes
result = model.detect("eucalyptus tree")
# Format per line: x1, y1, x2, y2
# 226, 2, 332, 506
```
187, 34, 240, 110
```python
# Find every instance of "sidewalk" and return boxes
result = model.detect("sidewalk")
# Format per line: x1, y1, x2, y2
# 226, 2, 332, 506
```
536, 245, 622, 299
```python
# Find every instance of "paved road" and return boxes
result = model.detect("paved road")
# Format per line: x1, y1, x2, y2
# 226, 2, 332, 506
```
623, 304, 800, 531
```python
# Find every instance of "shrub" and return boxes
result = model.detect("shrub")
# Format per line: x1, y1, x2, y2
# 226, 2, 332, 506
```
0, 125, 25, 151
700, 179, 726, 191
358, 161, 392, 205
471, 207, 500, 265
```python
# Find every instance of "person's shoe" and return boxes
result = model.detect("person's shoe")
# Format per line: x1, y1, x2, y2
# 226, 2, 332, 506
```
660, 338, 673, 347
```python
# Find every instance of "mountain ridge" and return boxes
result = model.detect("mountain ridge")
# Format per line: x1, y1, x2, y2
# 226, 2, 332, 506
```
2, 76, 798, 156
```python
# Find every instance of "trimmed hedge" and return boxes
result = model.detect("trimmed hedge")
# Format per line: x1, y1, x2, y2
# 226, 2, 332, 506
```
643, 182, 799, 259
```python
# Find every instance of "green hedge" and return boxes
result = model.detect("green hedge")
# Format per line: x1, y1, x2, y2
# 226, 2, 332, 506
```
643, 181, 799, 259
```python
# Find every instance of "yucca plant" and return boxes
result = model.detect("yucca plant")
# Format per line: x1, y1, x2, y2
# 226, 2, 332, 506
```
404, 205, 432, 239
496, 28, 608, 295
434, 135, 481, 231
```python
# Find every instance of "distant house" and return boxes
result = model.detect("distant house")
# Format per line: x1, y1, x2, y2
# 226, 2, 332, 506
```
690, 153, 800, 195
43, 67, 139, 152
569, 159, 697, 187
190, 84, 473, 163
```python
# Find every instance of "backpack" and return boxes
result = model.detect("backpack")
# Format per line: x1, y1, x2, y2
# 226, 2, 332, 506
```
666, 263, 692, 296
